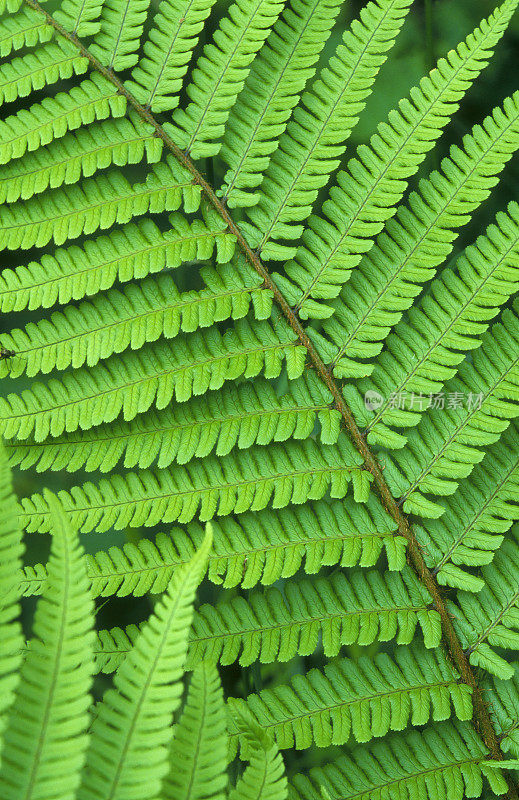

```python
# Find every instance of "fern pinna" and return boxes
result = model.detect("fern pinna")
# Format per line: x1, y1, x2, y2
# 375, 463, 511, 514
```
0, 0, 518, 797
0, 449, 288, 800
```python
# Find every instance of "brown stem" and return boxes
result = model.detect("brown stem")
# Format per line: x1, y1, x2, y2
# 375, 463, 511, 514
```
21, 1, 519, 793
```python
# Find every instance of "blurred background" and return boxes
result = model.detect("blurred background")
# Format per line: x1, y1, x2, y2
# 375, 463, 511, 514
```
2, 0, 518, 782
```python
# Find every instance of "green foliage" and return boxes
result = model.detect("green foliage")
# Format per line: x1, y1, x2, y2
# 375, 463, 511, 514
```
0, 213, 237, 310
0, 443, 24, 743
126, 0, 216, 113
0, 73, 127, 164
1, 0, 519, 798
227, 647, 473, 752
448, 526, 519, 680
19, 497, 402, 598
170, 0, 285, 157
0, 458, 287, 799
219, 0, 344, 209
1, 496, 94, 800
277, 0, 519, 316
288, 722, 510, 800
93, 568, 442, 673
162, 662, 228, 800
228, 708, 287, 800
77, 525, 211, 800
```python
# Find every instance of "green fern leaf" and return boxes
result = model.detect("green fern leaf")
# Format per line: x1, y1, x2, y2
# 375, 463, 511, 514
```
0, 214, 237, 311
0, 0, 22, 16
77, 528, 211, 800
93, 624, 144, 674
186, 569, 441, 668
170, 0, 285, 158
278, 0, 519, 318
0, 156, 200, 250
243, 0, 413, 260
316, 89, 519, 381
92, 568, 440, 674
0, 1, 518, 795
228, 709, 287, 800
381, 305, 519, 517
416, 426, 519, 592
19, 497, 401, 599
54, 0, 104, 37
0, 39, 88, 107
219, 0, 344, 208
162, 661, 228, 800
127, 0, 216, 113
0, 73, 126, 165
5, 374, 333, 468
0, 496, 94, 800
357, 200, 519, 446
450, 526, 519, 680
228, 647, 472, 753
0, 268, 273, 380
0, 319, 303, 440
0, 442, 24, 741
0, 6, 53, 58
19, 436, 365, 533
288, 721, 509, 799
482, 665, 519, 758
0, 114, 162, 204
90, 0, 152, 70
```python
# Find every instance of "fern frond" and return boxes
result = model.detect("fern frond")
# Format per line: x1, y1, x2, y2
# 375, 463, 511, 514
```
243, 0, 413, 260
483, 665, 519, 758
219, 0, 343, 209
0, 156, 200, 250
170, 0, 285, 158
317, 89, 519, 380
228, 709, 287, 800
381, 305, 519, 517
161, 661, 227, 800
0, 214, 237, 311
0, 39, 88, 107
417, 426, 519, 592
277, 0, 519, 318
0, 442, 23, 739
0, 496, 94, 800
77, 529, 211, 800
450, 526, 519, 680
5, 373, 334, 467
0, 73, 126, 165
288, 720, 509, 799
0, 265, 273, 381
127, 0, 216, 113
228, 647, 472, 753
0, 0, 517, 791
90, 0, 152, 70
19, 496, 401, 599
357, 200, 519, 446
0, 319, 303, 440
54, 0, 104, 37
93, 568, 440, 673
0, 0, 22, 16
19, 436, 365, 533
0, 6, 53, 58
188, 569, 441, 667
0, 114, 162, 203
